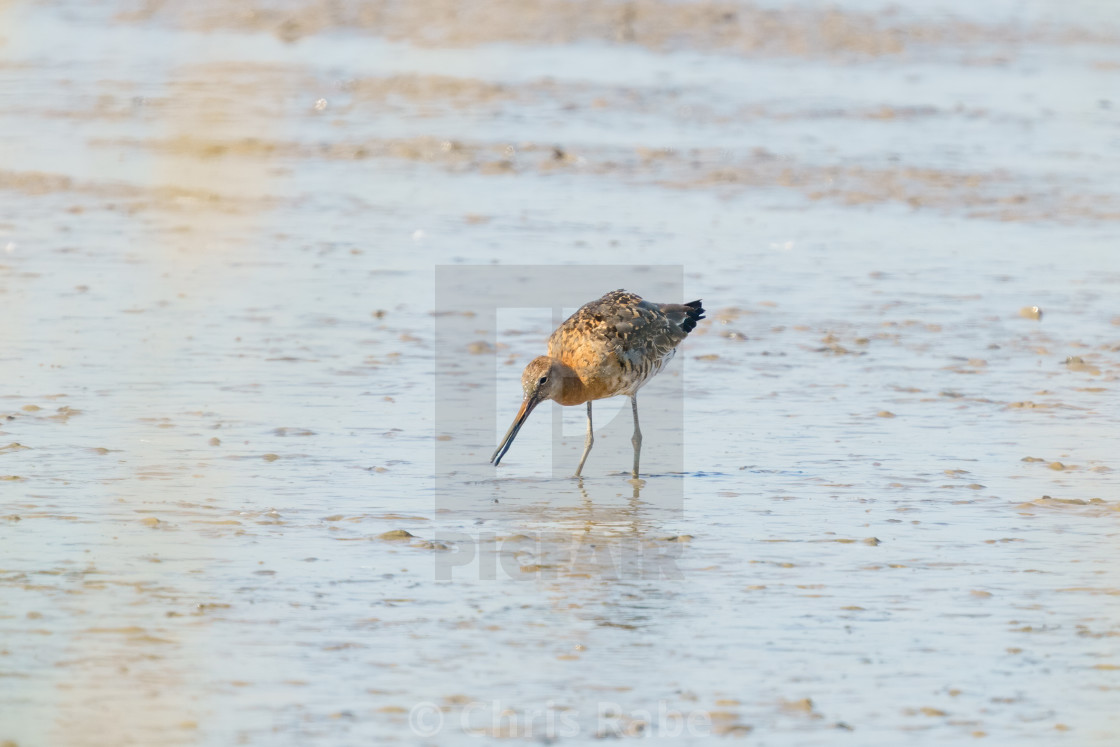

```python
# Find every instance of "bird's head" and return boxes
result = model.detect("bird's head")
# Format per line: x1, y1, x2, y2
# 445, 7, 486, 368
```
519, 355, 564, 404
491, 356, 566, 467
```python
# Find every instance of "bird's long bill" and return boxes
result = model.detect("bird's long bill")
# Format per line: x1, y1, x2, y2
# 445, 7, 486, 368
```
491, 396, 540, 467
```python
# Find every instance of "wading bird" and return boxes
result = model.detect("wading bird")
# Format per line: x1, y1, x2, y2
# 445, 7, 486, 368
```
491, 289, 705, 478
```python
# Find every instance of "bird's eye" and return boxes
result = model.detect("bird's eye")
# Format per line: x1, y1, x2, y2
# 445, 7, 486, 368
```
539, 376, 548, 385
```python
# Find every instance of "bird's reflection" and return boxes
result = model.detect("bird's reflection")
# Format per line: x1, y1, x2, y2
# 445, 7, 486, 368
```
576, 475, 644, 535
493, 475, 679, 584
475, 471, 686, 587
465, 476, 685, 642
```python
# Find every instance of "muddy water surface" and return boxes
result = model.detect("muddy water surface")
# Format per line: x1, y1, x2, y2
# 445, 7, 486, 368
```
1, 1, 1119, 744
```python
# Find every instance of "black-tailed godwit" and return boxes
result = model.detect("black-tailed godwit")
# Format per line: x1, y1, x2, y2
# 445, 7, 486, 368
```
491, 289, 705, 478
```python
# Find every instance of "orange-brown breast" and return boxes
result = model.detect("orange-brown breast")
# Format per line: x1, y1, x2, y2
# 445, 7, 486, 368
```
547, 290, 683, 403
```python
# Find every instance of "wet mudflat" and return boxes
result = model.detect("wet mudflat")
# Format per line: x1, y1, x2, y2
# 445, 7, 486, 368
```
1, 0, 1119, 744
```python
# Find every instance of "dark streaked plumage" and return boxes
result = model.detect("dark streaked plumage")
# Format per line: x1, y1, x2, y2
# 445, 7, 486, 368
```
491, 289, 706, 477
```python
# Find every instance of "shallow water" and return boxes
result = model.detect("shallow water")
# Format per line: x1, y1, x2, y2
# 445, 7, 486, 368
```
2, 1, 1119, 744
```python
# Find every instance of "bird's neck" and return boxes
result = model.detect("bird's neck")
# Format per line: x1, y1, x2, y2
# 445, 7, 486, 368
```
554, 361, 588, 406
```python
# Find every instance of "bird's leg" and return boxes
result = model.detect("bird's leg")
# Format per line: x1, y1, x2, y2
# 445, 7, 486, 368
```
574, 401, 594, 477
630, 394, 642, 478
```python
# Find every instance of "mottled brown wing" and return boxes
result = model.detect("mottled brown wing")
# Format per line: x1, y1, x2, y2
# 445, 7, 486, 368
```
547, 290, 698, 397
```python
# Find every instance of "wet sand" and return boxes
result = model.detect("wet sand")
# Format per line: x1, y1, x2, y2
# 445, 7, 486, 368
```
1, 0, 1119, 744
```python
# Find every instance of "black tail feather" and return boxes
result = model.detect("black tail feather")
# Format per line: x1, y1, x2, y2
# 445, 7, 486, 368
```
679, 299, 706, 334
